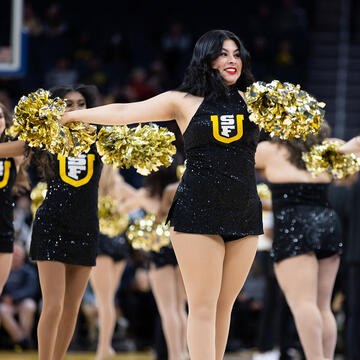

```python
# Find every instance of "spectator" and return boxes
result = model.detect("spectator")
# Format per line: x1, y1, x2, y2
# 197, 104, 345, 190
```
161, 21, 192, 86
43, 3, 68, 38
23, 3, 43, 37
0, 242, 39, 350
127, 67, 156, 101
44, 57, 79, 88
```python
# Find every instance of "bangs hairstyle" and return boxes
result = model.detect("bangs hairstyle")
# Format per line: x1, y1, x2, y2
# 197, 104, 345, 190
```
271, 121, 331, 170
178, 29, 255, 101
0, 102, 13, 143
50, 84, 98, 109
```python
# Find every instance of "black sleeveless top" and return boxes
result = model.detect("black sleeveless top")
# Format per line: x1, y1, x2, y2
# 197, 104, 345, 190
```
30, 144, 103, 266
166, 86, 263, 239
269, 182, 343, 262
0, 157, 16, 252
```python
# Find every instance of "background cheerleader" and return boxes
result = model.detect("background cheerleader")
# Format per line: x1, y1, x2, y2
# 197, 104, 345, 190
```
121, 160, 188, 360
90, 164, 136, 360
255, 122, 343, 360
0, 102, 29, 294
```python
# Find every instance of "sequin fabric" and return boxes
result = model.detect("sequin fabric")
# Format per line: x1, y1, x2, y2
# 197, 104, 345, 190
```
97, 233, 130, 262
166, 86, 263, 239
0, 157, 16, 253
151, 246, 178, 269
30, 145, 103, 266
269, 182, 343, 263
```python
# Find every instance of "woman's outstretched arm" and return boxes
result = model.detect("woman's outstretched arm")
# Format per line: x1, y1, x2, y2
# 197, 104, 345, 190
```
60, 91, 181, 126
0, 140, 25, 158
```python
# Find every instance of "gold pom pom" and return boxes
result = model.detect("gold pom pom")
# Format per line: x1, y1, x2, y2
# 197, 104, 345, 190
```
96, 124, 176, 175
98, 196, 130, 237
245, 80, 325, 140
6, 89, 97, 157
302, 140, 360, 179
30, 182, 47, 217
257, 183, 272, 200
126, 213, 171, 252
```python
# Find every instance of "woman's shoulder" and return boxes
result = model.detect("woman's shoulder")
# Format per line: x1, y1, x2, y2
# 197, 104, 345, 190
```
168, 90, 203, 103
257, 140, 279, 153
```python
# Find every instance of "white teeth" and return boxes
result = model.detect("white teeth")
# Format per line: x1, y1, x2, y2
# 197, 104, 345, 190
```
226, 69, 236, 73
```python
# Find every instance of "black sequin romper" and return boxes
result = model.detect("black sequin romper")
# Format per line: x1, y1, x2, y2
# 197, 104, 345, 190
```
166, 87, 263, 240
30, 146, 102, 266
0, 157, 16, 253
97, 233, 129, 262
269, 183, 343, 263
150, 246, 178, 269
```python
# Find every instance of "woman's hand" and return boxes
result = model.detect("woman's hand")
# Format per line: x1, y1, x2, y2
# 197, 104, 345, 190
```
59, 112, 76, 125
338, 136, 360, 155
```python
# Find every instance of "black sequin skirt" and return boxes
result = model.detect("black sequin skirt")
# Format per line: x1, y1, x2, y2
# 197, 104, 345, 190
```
0, 237, 13, 253
271, 205, 343, 263
97, 233, 129, 262
30, 207, 99, 266
166, 163, 263, 240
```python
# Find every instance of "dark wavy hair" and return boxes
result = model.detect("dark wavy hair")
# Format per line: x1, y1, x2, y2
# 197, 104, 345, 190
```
0, 103, 13, 143
271, 121, 331, 170
32, 84, 99, 179
178, 29, 255, 100
144, 154, 184, 198
50, 84, 98, 108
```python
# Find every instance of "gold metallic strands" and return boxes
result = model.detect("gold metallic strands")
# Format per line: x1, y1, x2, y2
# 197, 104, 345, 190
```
176, 164, 186, 180
126, 213, 171, 252
30, 182, 47, 217
98, 196, 130, 237
6, 89, 96, 157
257, 183, 272, 200
302, 140, 360, 179
96, 124, 176, 175
245, 80, 325, 140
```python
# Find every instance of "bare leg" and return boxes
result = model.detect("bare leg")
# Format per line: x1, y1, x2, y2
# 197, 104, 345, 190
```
215, 236, 259, 360
37, 261, 66, 360
52, 264, 92, 360
317, 255, 340, 359
149, 265, 182, 360
0, 253, 12, 294
171, 229, 225, 360
18, 299, 37, 338
91, 256, 126, 360
275, 254, 325, 360
0, 303, 24, 341
174, 266, 188, 358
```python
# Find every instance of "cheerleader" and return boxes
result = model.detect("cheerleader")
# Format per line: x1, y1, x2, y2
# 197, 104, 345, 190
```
60, 30, 263, 360
0, 102, 29, 294
0, 85, 103, 360
255, 122, 342, 360
91, 164, 136, 360
120, 160, 188, 360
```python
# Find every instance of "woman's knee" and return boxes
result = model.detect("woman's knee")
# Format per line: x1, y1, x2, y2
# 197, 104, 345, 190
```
188, 297, 218, 321
19, 299, 37, 312
290, 300, 321, 319
41, 299, 64, 319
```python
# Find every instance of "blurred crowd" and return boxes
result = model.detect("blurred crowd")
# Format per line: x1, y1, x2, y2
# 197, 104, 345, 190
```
0, 0, 313, 109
